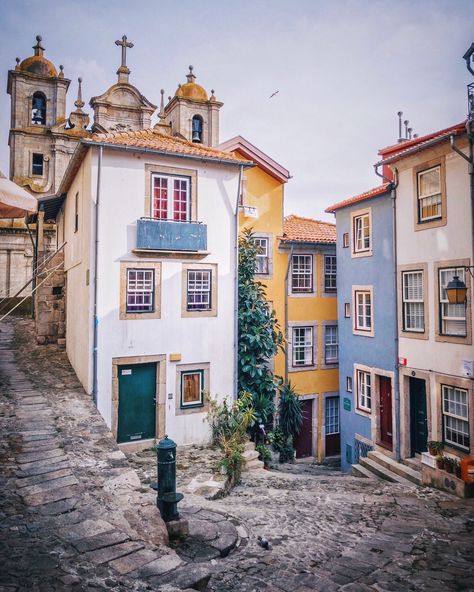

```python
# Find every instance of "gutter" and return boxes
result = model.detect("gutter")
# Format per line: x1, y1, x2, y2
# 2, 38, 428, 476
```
284, 245, 294, 383
374, 163, 400, 462
234, 164, 244, 400
92, 145, 103, 405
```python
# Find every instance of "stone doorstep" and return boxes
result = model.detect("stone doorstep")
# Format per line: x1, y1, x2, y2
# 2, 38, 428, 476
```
83, 541, 145, 565
15, 467, 73, 488
17, 448, 65, 464
18, 474, 79, 496
22, 483, 79, 507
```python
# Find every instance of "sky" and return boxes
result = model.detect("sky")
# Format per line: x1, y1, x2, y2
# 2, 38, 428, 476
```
0, 0, 473, 220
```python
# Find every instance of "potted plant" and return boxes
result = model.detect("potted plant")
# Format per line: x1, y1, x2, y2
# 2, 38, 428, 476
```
428, 441, 443, 456
436, 454, 445, 470
453, 458, 462, 478
444, 457, 455, 474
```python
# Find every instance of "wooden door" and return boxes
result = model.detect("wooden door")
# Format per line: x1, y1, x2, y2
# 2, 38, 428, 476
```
294, 399, 313, 458
409, 377, 428, 456
325, 396, 341, 456
379, 377, 393, 450
117, 363, 157, 444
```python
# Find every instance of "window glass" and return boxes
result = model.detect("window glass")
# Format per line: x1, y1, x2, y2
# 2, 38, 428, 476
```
291, 255, 313, 293
355, 291, 371, 330
252, 237, 269, 274
187, 270, 211, 311
32, 153, 43, 176
152, 175, 190, 221
357, 370, 371, 411
325, 397, 340, 434
292, 326, 313, 366
325, 325, 338, 363
126, 269, 154, 313
353, 213, 370, 252
418, 166, 441, 221
439, 268, 467, 336
402, 271, 424, 332
442, 385, 469, 450
324, 255, 337, 293
181, 370, 204, 407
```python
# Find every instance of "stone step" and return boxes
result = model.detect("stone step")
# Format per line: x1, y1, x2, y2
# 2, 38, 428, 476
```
242, 449, 259, 462
244, 440, 256, 452
368, 451, 422, 486
242, 459, 264, 471
351, 463, 380, 480
401, 455, 422, 472
359, 456, 415, 487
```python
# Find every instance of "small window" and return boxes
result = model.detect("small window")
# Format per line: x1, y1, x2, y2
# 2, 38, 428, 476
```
355, 290, 372, 332
402, 271, 424, 332
324, 255, 337, 293
126, 269, 154, 313
442, 385, 469, 450
439, 267, 467, 336
418, 166, 441, 222
31, 92, 46, 125
252, 237, 269, 275
191, 115, 203, 143
74, 192, 79, 233
152, 174, 191, 221
344, 303, 350, 318
325, 397, 340, 435
353, 213, 371, 253
343, 233, 349, 248
292, 326, 314, 367
32, 153, 43, 176
187, 270, 211, 311
291, 255, 313, 293
324, 325, 338, 364
181, 370, 204, 408
346, 376, 353, 392
357, 370, 371, 412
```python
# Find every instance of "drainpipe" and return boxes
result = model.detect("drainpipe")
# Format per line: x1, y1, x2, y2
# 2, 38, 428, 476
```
375, 164, 401, 462
92, 146, 103, 405
234, 164, 244, 400
284, 244, 294, 383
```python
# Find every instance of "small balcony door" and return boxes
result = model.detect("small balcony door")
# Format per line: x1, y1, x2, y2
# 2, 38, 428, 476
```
152, 174, 190, 221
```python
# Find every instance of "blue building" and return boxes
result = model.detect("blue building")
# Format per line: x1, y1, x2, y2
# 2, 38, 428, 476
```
326, 183, 398, 472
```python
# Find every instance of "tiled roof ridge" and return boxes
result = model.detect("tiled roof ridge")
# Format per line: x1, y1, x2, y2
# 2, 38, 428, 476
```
284, 214, 335, 227
325, 182, 391, 213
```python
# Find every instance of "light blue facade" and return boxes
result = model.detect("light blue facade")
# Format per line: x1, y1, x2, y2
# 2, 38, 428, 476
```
333, 190, 397, 472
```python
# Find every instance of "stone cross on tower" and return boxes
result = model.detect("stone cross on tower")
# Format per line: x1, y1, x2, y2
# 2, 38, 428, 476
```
115, 35, 134, 84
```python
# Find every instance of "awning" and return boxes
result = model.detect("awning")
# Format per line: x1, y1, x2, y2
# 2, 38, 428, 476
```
0, 174, 38, 218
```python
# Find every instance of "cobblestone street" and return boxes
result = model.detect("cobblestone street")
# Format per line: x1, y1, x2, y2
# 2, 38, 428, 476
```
1, 318, 474, 591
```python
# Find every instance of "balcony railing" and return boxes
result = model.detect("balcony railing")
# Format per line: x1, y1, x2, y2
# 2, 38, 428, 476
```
136, 218, 207, 252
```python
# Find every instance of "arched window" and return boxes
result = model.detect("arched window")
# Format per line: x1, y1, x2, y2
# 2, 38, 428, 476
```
31, 92, 46, 125
191, 115, 203, 143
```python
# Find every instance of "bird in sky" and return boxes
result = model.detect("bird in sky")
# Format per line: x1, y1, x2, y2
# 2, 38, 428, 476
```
269, 90, 279, 98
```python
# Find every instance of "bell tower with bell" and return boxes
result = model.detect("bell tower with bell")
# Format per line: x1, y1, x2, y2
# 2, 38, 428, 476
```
164, 66, 223, 147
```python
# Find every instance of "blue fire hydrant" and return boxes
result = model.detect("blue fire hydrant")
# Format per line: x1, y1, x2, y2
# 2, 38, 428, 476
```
151, 435, 183, 522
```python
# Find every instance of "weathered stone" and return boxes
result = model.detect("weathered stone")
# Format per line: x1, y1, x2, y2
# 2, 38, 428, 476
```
166, 518, 189, 539
154, 563, 214, 591
59, 519, 115, 541
108, 549, 157, 574
134, 552, 183, 577
19, 474, 78, 496
83, 541, 145, 565
72, 530, 130, 553
22, 484, 78, 507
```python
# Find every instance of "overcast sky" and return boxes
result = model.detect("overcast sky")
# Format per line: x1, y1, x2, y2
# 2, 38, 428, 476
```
1, 0, 472, 220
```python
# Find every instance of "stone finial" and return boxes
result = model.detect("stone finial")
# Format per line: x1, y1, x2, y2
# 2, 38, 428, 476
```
59, 65, 64, 78
75, 77, 85, 111
33, 35, 45, 56
210, 89, 216, 102
159, 88, 165, 119
186, 65, 196, 84
115, 34, 134, 83
15, 57, 20, 71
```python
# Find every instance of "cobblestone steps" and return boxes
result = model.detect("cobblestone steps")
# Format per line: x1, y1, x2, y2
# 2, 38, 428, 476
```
351, 462, 381, 480
359, 455, 417, 487
368, 450, 422, 485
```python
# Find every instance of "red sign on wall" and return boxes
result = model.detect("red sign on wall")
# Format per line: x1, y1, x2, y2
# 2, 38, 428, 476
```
398, 356, 407, 366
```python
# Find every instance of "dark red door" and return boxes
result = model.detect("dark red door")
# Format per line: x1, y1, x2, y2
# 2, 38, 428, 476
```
325, 396, 340, 456
294, 400, 313, 458
379, 376, 393, 450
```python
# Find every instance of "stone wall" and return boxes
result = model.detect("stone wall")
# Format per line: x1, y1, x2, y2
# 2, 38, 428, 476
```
34, 248, 66, 345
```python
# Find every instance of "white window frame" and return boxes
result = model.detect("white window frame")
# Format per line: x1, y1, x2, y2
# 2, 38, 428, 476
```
353, 287, 373, 336
346, 376, 353, 392
324, 255, 337, 293
186, 269, 212, 311
351, 208, 372, 256
126, 268, 155, 314
402, 270, 424, 333
417, 165, 442, 223
442, 385, 469, 451
324, 325, 338, 364
151, 173, 191, 221
180, 369, 205, 409
325, 397, 340, 435
357, 370, 372, 413
439, 267, 467, 337
291, 254, 313, 294
252, 237, 270, 275
292, 326, 314, 367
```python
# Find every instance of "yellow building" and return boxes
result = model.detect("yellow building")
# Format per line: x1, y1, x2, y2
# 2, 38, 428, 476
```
219, 137, 339, 463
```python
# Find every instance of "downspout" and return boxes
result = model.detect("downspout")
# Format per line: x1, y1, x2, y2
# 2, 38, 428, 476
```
284, 244, 294, 383
92, 146, 103, 405
234, 164, 244, 400
375, 164, 401, 461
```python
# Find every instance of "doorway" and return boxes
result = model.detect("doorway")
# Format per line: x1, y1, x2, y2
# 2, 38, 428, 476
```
325, 396, 341, 456
294, 399, 313, 458
117, 362, 157, 444
379, 376, 393, 450
409, 377, 428, 456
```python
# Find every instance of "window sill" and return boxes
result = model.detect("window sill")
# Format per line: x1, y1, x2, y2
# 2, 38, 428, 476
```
133, 248, 210, 259
435, 333, 472, 346
290, 365, 317, 373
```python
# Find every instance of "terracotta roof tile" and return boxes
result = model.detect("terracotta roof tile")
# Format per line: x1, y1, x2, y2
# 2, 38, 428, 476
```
281, 215, 336, 244
325, 183, 391, 213
86, 128, 250, 163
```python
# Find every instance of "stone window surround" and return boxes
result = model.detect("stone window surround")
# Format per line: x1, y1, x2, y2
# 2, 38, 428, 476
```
433, 257, 472, 345
288, 320, 318, 372
111, 354, 166, 447
352, 285, 374, 338
413, 156, 447, 231
252, 232, 274, 279
351, 206, 373, 259
320, 320, 338, 369
144, 163, 198, 220
397, 262, 429, 340
181, 262, 218, 318
119, 260, 161, 320
175, 362, 210, 417
434, 373, 472, 458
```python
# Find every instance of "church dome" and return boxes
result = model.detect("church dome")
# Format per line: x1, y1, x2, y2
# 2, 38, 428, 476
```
175, 66, 209, 102
19, 36, 58, 78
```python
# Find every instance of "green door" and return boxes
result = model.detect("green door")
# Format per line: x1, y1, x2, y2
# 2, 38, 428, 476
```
409, 377, 428, 455
117, 363, 157, 444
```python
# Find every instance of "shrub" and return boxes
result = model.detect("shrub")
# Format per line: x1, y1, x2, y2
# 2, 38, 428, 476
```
278, 382, 303, 440
255, 443, 272, 467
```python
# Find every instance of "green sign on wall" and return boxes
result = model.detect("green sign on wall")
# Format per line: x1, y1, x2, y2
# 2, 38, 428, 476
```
343, 397, 351, 411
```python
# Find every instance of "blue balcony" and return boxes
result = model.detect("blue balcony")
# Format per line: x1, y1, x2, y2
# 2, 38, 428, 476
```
136, 218, 207, 252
